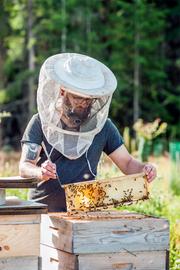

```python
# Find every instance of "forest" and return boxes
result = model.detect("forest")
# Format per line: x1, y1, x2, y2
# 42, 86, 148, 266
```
0, 0, 179, 149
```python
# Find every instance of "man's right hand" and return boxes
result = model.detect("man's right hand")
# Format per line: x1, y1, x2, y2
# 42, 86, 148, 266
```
39, 160, 57, 181
19, 143, 57, 181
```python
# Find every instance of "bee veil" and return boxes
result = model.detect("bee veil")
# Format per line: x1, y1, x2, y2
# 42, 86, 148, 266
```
37, 53, 117, 160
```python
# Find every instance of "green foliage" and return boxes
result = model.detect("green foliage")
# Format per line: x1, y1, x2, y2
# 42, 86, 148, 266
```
170, 222, 180, 270
0, 70, 35, 104
6, 189, 28, 200
170, 177, 180, 196
0, 0, 179, 139
133, 118, 167, 140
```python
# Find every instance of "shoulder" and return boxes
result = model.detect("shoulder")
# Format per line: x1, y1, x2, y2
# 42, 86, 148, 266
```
101, 118, 124, 155
30, 113, 41, 124
21, 113, 43, 145
105, 118, 115, 128
26, 113, 42, 130
103, 118, 120, 134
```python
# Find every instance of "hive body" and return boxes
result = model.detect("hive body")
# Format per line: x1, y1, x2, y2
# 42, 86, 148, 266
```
41, 211, 169, 270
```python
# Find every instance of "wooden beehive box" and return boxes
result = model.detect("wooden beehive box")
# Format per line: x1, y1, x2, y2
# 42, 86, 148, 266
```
0, 212, 42, 270
0, 177, 47, 270
41, 211, 169, 270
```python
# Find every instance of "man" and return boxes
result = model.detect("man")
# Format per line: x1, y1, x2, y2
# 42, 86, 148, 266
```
19, 53, 156, 212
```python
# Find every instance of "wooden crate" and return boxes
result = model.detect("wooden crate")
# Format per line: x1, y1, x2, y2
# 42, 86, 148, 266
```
41, 211, 169, 270
0, 206, 46, 270
0, 214, 40, 258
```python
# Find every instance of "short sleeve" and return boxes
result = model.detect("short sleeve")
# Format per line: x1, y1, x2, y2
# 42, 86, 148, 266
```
103, 119, 124, 155
21, 114, 43, 146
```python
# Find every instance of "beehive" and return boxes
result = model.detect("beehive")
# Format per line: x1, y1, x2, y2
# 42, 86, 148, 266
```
0, 177, 47, 270
41, 211, 169, 270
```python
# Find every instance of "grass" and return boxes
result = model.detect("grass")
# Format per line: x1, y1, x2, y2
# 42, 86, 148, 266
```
0, 151, 179, 269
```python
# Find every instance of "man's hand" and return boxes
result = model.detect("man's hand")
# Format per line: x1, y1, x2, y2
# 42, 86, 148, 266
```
40, 160, 57, 181
143, 163, 157, 183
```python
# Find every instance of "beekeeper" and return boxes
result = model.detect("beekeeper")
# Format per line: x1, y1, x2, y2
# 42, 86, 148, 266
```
19, 53, 157, 212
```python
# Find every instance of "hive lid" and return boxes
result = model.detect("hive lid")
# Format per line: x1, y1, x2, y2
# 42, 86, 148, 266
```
0, 198, 47, 215
0, 176, 38, 188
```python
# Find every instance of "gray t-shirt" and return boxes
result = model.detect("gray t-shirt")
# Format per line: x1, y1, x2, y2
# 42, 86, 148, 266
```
21, 114, 124, 212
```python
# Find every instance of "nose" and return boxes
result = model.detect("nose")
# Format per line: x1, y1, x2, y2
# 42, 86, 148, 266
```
74, 119, 81, 125
68, 111, 82, 125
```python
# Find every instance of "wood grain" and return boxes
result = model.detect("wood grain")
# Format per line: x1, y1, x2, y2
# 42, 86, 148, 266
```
41, 214, 73, 253
41, 244, 77, 270
0, 223, 40, 257
0, 256, 40, 270
0, 214, 41, 225
41, 213, 169, 254
40, 244, 167, 270
78, 251, 167, 270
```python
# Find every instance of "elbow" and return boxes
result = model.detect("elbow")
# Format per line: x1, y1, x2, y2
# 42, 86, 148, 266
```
19, 162, 27, 178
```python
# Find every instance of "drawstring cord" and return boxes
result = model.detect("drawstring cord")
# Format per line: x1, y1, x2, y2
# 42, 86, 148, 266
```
85, 150, 96, 178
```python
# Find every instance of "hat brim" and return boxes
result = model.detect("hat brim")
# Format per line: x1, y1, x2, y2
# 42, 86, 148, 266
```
44, 53, 117, 97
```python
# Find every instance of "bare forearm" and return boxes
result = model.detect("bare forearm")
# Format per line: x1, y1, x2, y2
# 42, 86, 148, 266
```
19, 142, 56, 181
19, 162, 41, 179
109, 145, 157, 182
124, 157, 144, 174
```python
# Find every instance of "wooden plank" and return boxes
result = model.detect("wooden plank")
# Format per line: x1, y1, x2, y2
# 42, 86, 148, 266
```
63, 173, 149, 212
0, 176, 38, 188
0, 176, 36, 182
0, 214, 41, 225
41, 214, 73, 253
40, 245, 167, 270
0, 208, 47, 215
0, 256, 40, 270
78, 251, 167, 270
72, 217, 169, 254
0, 199, 47, 215
0, 182, 38, 188
63, 210, 147, 220
41, 213, 169, 254
0, 224, 40, 257
41, 244, 77, 270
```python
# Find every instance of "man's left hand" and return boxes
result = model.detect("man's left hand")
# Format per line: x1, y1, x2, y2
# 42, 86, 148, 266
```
143, 163, 157, 183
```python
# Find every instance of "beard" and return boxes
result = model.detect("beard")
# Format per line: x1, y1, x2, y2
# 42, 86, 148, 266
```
60, 105, 91, 131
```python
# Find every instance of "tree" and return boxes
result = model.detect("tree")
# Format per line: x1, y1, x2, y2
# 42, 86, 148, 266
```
106, 0, 167, 129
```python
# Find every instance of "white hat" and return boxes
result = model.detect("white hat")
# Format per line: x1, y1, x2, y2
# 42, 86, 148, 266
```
44, 53, 117, 97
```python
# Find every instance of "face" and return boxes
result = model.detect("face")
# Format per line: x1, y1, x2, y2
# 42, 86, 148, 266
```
56, 89, 95, 130
65, 92, 92, 113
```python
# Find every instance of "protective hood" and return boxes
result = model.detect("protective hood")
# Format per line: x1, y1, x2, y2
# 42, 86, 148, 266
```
37, 53, 117, 159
